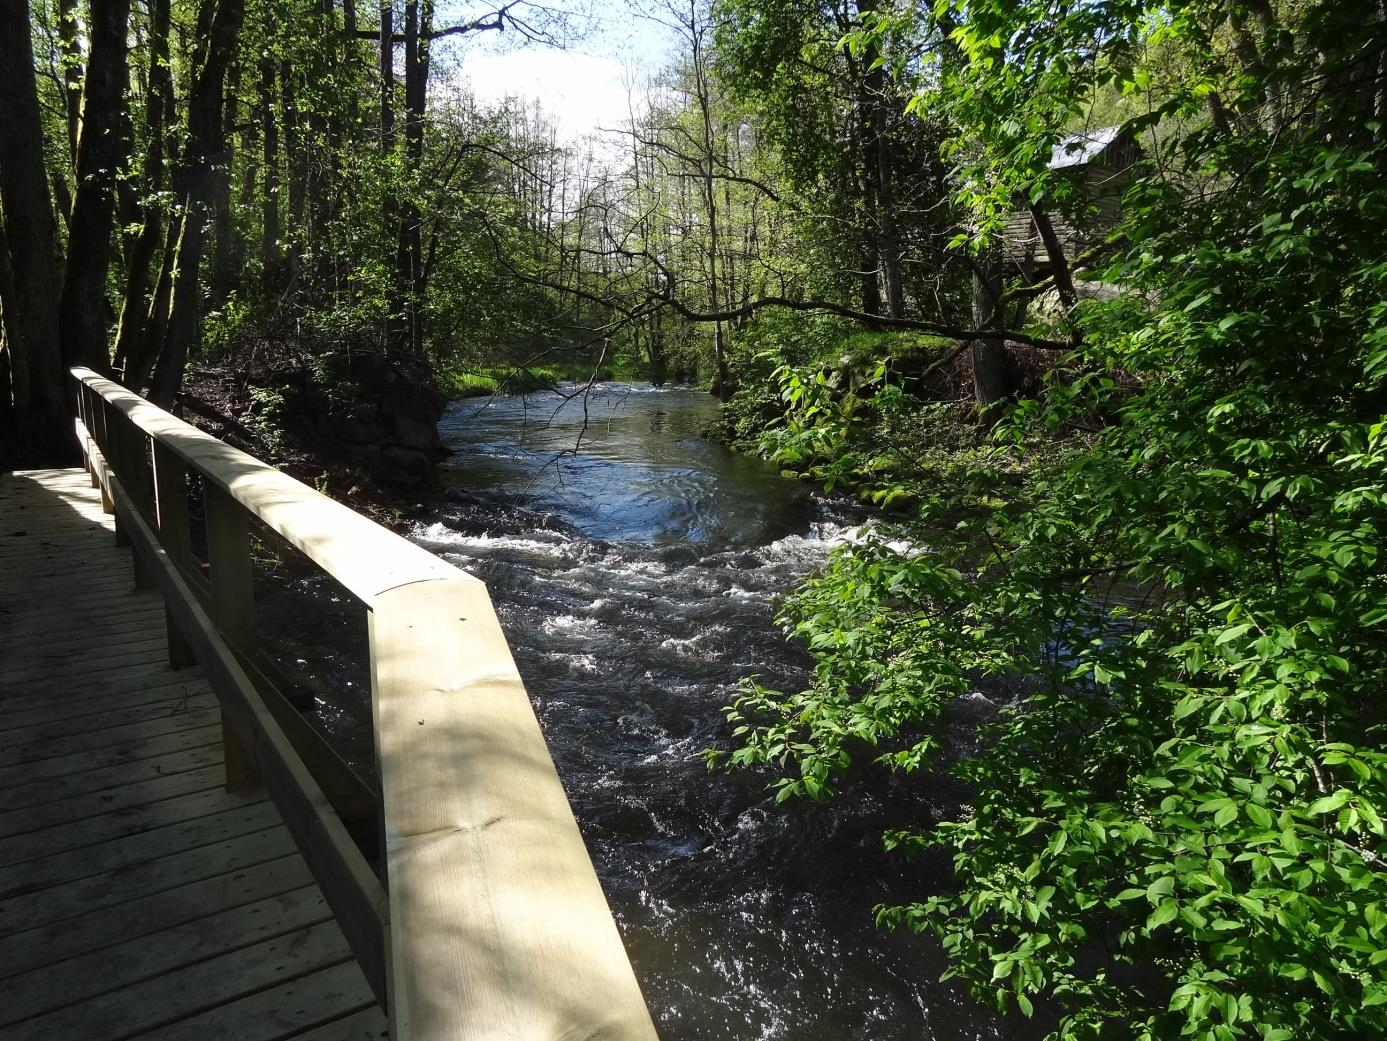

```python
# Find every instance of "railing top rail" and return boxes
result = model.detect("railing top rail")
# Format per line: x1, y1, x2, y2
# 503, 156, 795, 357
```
72, 366, 473, 603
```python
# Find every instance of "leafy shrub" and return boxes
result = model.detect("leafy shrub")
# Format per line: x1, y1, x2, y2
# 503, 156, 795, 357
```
715, 2, 1387, 1038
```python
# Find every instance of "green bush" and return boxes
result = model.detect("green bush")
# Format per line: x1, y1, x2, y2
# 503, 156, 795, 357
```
714, 3, 1387, 1038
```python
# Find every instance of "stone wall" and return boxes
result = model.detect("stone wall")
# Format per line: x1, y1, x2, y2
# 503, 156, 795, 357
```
257, 351, 448, 488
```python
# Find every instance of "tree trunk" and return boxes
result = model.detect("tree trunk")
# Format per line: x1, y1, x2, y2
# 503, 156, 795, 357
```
394, 0, 429, 356
149, 0, 247, 408
688, 0, 729, 398
969, 248, 1012, 414
857, 0, 904, 319
379, 1, 395, 150
259, 55, 283, 293
59, 0, 131, 372
1028, 203, 1077, 310
112, 0, 172, 379
279, 59, 306, 286
208, 61, 241, 308
0, 222, 18, 431
0, 0, 68, 453
843, 109, 881, 319
125, 221, 177, 391
55, 0, 84, 163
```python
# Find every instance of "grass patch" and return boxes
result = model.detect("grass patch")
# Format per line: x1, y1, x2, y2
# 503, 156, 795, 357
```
443, 364, 562, 398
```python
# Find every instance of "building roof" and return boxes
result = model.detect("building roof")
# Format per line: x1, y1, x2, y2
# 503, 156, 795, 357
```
1049, 126, 1124, 170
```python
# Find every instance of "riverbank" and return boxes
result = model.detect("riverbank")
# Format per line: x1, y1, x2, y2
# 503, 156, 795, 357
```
442, 354, 658, 398
179, 352, 447, 529
711, 329, 1048, 511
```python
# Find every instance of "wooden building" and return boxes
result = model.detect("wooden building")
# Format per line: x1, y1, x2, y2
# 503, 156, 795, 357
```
1003, 126, 1142, 275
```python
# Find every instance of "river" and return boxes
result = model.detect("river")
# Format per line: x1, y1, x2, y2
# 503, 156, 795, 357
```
255, 380, 1014, 1037
398, 381, 1012, 1041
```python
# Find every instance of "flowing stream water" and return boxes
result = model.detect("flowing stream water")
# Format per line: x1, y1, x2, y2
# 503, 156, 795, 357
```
405, 382, 1017, 1041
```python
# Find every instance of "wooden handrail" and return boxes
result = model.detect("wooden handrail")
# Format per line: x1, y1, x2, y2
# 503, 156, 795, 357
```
75, 369, 461, 603
70, 367, 660, 1041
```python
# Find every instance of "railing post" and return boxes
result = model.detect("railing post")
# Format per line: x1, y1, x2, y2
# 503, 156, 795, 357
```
127, 428, 156, 591
106, 399, 136, 549
153, 442, 197, 668
76, 383, 99, 488
206, 483, 261, 792
93, 394, 114, 516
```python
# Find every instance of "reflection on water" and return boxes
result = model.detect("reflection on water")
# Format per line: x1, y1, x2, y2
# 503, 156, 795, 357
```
420, 382, 1018, 1041
438, 382, 817, 545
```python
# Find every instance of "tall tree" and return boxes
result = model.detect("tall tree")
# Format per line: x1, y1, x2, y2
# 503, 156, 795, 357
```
146, 0, 247, 406
55, 0, 84, 162
112, 0, 173, 377
59, 0, 132, 371
0, 0, 67, 454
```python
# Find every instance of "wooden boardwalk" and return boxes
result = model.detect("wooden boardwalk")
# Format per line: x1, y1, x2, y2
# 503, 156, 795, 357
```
0, 469, 387, 1041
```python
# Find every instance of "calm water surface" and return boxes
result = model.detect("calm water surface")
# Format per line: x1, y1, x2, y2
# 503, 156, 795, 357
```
411, 382, 1017, 1041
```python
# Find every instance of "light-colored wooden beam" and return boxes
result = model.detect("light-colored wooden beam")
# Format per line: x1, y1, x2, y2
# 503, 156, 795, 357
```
72, 368, 469, 606
371, 580, 659, 1041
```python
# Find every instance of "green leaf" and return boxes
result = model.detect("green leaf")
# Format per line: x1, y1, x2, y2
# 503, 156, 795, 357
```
1147, 876, 1175, 901
1216, 623, 1254, 646
1146, 900, 1179, 930
1307, 790, 1351, 816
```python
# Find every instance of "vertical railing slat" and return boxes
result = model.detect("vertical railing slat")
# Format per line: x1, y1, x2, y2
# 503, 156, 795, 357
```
153, 441, 197, 668
206, 482, 260, 792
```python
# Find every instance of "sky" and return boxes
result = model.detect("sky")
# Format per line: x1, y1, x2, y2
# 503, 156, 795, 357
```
439, 0, 681, 142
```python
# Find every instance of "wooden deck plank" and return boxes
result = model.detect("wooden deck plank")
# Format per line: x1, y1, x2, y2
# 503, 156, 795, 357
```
0, 611, 169, 651
0, 824, 299, 935
0, 608, 167, 646
286, 1004, 390, 1041
0, 675, 197, 721
0, 584, 162, 612
0, 783, 265, 868
0, 646, 178, 687
1, 918, 356, 1041
0, 795, 276, 899
1, 740, 223, 812
0, 522, 115, 540
0, 763, 226, 840
1, 885, 335, 1025
0, 550, 136, 574
0, 578, 141, 604
0, 666, 205, 715
0, 569, 153, 600
0, 632, 167, 668
0, 608, 169, 644
0, 469, 380, 1035
0, 591, 147, 618
0, 585, 163, 617
0, 853, 313, 979
0, 544, 137, 565
0, 720, 222, 786
0, 518, 117, 535
0, 526, 114, 546
0, 682, 211, 735
137, 960, 381, 1041
0, 705, 221, 769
